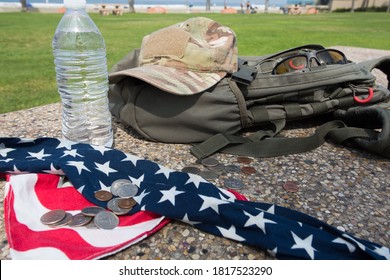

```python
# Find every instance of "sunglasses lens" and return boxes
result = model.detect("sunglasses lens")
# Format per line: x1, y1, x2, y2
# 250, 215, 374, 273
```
273, 56, 307, 74
317, 50, 346, 65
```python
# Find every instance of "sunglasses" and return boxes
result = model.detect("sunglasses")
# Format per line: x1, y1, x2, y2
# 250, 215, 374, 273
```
271, 49, 348, 75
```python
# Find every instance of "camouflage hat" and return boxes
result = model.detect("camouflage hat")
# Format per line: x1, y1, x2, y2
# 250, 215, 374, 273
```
109, 17, 238, 95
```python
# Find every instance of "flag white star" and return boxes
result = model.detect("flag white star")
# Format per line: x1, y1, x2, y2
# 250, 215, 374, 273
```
17, 138, 35, 144
92, 145, 111, 155
134, 189, 150, 204
78, 185, 85, 192
42, 163, 65, 175
0, 143, 15, 157
28, 149, 51, 160
342, 234, 368, 253
291, 232, 317, 260
332, 237, 356, 253
243, 211, 276, 234
182, 213, 201, 225
267, 247, 278, 257
373, 246, 390, 259
217, 225, 245, 242
11, 165, 24, 174
121, 153, 140, 166
198, 195, 230, 214
184, 173, 207, 188
99, 181, 111, 192
158, 186, 184, 206
95, 161, 117, 175
218, 190, 236, 202
56, 139, 77, 150
255, 204, 275, 214
129, 174, 144, 187
267, 205, 275, 214
155, 164, 172, 179
60, 149, 83, 158
67, 161, 90, 175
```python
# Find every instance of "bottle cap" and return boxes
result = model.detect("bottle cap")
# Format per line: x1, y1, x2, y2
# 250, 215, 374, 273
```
64, 0, 86, 9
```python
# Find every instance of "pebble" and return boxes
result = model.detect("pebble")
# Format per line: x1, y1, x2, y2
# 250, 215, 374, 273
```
1, 77, 390, 261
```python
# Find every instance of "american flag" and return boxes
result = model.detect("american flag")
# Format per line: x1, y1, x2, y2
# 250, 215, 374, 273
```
0, 137, 389, 260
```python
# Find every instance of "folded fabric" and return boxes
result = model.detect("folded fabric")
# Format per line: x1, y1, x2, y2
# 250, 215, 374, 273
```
4, 173, 169, 259
0, 137, 389, 260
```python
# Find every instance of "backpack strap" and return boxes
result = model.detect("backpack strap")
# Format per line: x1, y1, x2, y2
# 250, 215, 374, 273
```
190, 107, 390, 159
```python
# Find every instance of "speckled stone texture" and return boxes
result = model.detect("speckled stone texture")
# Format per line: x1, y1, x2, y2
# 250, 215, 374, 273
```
0, 46, 389, 260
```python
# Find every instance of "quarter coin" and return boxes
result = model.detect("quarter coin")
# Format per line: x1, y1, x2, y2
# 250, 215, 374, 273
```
111, 179, 133, 196
181, 166, 201, 174
116, 182, 139, 198
283, 181, 299, 192
40, 209, 66, 225
94, 190, 113, 201
225, 164, 241, 173
199, 170, 219, 181
68, 213, 92, 227
224, 178, 245, 190
81, 206, 105, 217
241, 166, 257, 174
201, 157, 219, 167
107, 198, 131, 215
49, 212, 73, 228
207, 163, 225, 172
94, 211, 119, 230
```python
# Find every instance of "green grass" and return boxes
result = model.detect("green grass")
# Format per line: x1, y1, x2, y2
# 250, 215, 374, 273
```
0, 12, 389, 114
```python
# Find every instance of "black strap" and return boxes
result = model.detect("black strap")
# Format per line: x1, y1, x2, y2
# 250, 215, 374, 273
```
190, 107, 390, 159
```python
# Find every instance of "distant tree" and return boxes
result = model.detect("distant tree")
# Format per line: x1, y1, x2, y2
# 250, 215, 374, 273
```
206, 0, 211, 11
128, 0, 135, 13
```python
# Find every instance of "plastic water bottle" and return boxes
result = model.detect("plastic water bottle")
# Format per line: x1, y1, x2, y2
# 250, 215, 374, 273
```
52, 0, 113, 147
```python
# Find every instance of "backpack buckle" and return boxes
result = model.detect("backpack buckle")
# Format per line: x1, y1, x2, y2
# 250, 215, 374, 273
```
231, 58, 257, 85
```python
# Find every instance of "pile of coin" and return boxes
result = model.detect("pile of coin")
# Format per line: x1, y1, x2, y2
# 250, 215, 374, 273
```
181, 156, 257, 190
40, 179, 139, 230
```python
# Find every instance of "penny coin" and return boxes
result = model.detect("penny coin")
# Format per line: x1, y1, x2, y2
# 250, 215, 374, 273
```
224, 178, 245, 190
116, 182, 139, 198
283, 181, 299, 192
207, 163, 225, 172
118, 197, 137, 209
68, 213, 92, 227
94, 190, 113, 201
237, 156, 253, 164
181, 166, 201, 174
201, 157, 219, 167
199, 170, 219, 180
241, 166, 257, 174
81, 206, 105, 217
40, 209, 66, 225
225, 164, 241, 173
111, 179, 133, 196
94, 211, 119, 230
49, 212, 73, 228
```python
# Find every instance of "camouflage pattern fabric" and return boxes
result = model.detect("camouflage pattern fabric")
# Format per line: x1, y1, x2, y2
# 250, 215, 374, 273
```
109, 17, 238, 95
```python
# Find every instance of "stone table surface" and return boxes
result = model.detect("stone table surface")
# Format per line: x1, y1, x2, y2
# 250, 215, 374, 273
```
0, 46, 389, 260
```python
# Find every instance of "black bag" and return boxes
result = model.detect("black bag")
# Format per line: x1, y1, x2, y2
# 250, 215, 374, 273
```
109, 44, 390, 159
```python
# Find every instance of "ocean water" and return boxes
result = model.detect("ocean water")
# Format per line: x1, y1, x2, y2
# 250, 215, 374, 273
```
0, 0, 292, 8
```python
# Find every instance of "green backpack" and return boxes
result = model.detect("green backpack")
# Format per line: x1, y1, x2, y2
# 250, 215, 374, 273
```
109, 44, 390, 159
